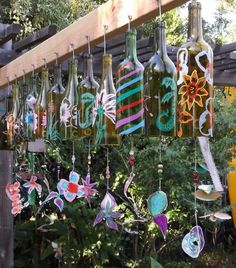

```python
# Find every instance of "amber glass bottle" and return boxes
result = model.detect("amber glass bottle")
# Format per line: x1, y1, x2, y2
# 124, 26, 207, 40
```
47, 64, 65, 140
93, 54, 119, 145
60, 59, 79, 140
144, 21, 177, 136
176, 0, 213, 137
34, 68, 50, 139
78, 54, 99, 138
115, 29, 144, 135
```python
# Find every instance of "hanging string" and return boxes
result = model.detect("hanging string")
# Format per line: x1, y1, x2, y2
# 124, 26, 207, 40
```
54, 52, 59, 66
103, 25, 108, 55
5, 77, 10, 113
87, 140, 91, 174
159, 136, 162, 162
158, 0, 162, 21
43, 58, 47, 69
128, 15, 132, 31
31, 64, 35, 77
72, 141, 75, 171
86, 35, 91, 55
106, 148, 110, 191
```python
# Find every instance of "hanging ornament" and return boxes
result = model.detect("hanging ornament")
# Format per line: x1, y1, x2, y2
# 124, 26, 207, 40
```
93, 26, 119, 145
5, 181, 24, 215
34, 62, 50, 139
115, 16, 144, 135
177, 1, 213, 137
144, 14, 177, 136
94, 149, 121, 230
47, 54, 65, 140
200, 211, 232, 222
60, 44, 79, 140
78, 37, 99, 138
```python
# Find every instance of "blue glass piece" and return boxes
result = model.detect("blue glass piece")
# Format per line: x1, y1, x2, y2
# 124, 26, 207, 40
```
147, 191, 168, 216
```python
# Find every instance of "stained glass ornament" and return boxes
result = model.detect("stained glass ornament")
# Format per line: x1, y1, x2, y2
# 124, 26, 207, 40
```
198, 184, 213, 194
23, 175, 42, 194
153, 214, 168, 240
81, 172, 97, 206
60, 59, 79, 140
41, 185, 64, 212
177, 1, 213, 137
193, 189, 221, 201
47, 63, 65, 140
182, 226, 205, 258
144, 21, 177, 136
5, 181, 24, 215
34, 68, 50, 139
115, 28, 144, 135
147, 190, 168, 216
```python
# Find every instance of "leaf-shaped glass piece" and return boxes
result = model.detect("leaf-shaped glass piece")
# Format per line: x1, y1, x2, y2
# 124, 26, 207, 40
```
153, 214, 168, 240
101, 192, 116, 210
148, 191, 168, 216
54, 197, 64, 212
81, 173, 97, 206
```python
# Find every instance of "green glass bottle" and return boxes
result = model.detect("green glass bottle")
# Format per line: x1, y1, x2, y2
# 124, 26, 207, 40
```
24, 75, 38, 140
115, 29, 144, 135
34, 68, 50, 139
177, 0, 213, 137
93, 54, 119, 145
78, 54, 99, 138
144, 21, 177, 136
47, 63, 65, 140
60, 59, 79, 140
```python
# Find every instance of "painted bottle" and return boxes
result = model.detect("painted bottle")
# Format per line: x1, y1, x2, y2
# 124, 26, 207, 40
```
115, 29, 144, 135
176, 0, 213, 137
60, 59, 79, 140
34, 68, 50, 139
78, 54, 99, 138
47, 63, 65, 140
144, 21, 177, 136
93, 54, 119, 145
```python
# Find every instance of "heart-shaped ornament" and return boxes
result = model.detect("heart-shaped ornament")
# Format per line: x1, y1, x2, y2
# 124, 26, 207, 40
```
147, 191, 168, 217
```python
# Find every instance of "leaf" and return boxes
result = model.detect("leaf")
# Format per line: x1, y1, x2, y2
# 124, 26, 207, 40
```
40, 245, 54, 261
28, 189, 36, 205
150, 257, 163, 268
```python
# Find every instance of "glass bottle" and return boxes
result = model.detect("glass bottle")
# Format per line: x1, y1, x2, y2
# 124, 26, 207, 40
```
60, 59, 79, 140
78, 54, 99, 138
24, 75, 38, 140
47, 63, 65, 140
144, 21, 177, 136
176, 0, 213, 137
93, 54, 119, 145
115, 29, 144, 135
34, 68, 50, 139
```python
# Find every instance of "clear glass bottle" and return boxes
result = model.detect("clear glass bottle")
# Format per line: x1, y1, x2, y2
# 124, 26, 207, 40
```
144, 21, 177, 136
176, 0, 213, 137
78, 54, 99, 138
93, 54, 119, 145
115, 29, 144, 135
47, 63, 65, 140
60, 59, 79, 140
34, 68, 50, 139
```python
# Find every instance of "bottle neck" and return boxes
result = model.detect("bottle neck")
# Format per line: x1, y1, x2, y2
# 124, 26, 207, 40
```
125, 30, 138, 60
54, 64, 63, 85
30, 75, 38, 95
41, 68, 49, 91
188, 1, 203, 41
154, 22, 167, 56
68, 59, 78, 80
12, 84, 19, 101
85, 55, 94, 79
102, 54, 113, 79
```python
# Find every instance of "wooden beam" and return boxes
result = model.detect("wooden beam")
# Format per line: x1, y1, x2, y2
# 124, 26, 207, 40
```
0, 24, 21, 46
214, 70, 236, 86
0, 0, 188, 90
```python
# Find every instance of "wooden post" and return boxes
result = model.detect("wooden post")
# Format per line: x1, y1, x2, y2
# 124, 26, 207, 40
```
0, 150, 13, 268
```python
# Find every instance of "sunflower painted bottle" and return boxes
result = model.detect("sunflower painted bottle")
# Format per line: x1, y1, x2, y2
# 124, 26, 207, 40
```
144, 21, 177, 136
176, 0, 213, 137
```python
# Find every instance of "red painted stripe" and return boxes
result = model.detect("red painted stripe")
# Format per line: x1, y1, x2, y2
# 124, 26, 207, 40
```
116, 98, 143, 114
114, 62, 132, 76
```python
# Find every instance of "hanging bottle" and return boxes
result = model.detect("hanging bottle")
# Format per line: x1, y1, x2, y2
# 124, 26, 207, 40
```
24, 74, 38, 140
60, 59, 79, 140
78, 54, 99, 138
6, 82, 20, 147
93, 54, 119, 145
115, 28, 144, 135
176, 0, 213, 137
144, 21, 177, 136
47, 63, 65, 140
34, 68, 50, 139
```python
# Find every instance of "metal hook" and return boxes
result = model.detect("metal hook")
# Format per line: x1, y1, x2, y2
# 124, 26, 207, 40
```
31, 64, 35, 77
103, 25, 108, 55
128, 15, 132, 31
70, 43, 75, 59
43, 58, 47, 68
14, 74, 18, 83
54, 52, 59, 65
86, 35, 91, 55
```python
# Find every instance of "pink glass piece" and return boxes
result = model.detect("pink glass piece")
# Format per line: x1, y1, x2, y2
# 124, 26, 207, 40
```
81, 173, 97, 206
23, 175, 42, 194
5, 182, 24, 215
153, 214, 168, 240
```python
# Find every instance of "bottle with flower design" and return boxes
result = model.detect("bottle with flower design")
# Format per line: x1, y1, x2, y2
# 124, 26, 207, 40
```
176, 0, 213, 137
93, 54, 119, 145
144, 21, 177, 136
47, 63, 65, 140
60, 59, 79, 140
78, 54, 99, 138
34, 68, 50, 139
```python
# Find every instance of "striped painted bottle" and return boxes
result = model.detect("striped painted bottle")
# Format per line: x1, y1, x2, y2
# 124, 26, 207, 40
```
115, 29, 144, 135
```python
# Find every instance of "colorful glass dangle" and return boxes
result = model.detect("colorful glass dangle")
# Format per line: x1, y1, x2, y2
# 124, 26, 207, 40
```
144, 21, 177, 136
177, 1, 213, 137
115, 28, 145, 135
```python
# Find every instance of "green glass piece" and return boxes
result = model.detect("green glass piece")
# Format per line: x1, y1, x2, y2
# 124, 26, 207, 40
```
28, 189, 36, 205
176, 1, 213, 137
34, 68, 50, 139
147, 190, 168, 216
93, 54, 120, 145
144, 21, 177, 137
47, 64, 65, 140
115, 29, 144, 135
78, 54, 99, 138
60, 59, 79, 140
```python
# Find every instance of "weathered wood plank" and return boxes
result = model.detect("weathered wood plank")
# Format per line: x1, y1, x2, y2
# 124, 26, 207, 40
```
0, 0, 188, 89
214, 70, 236, 86
0, 23, 21, 46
